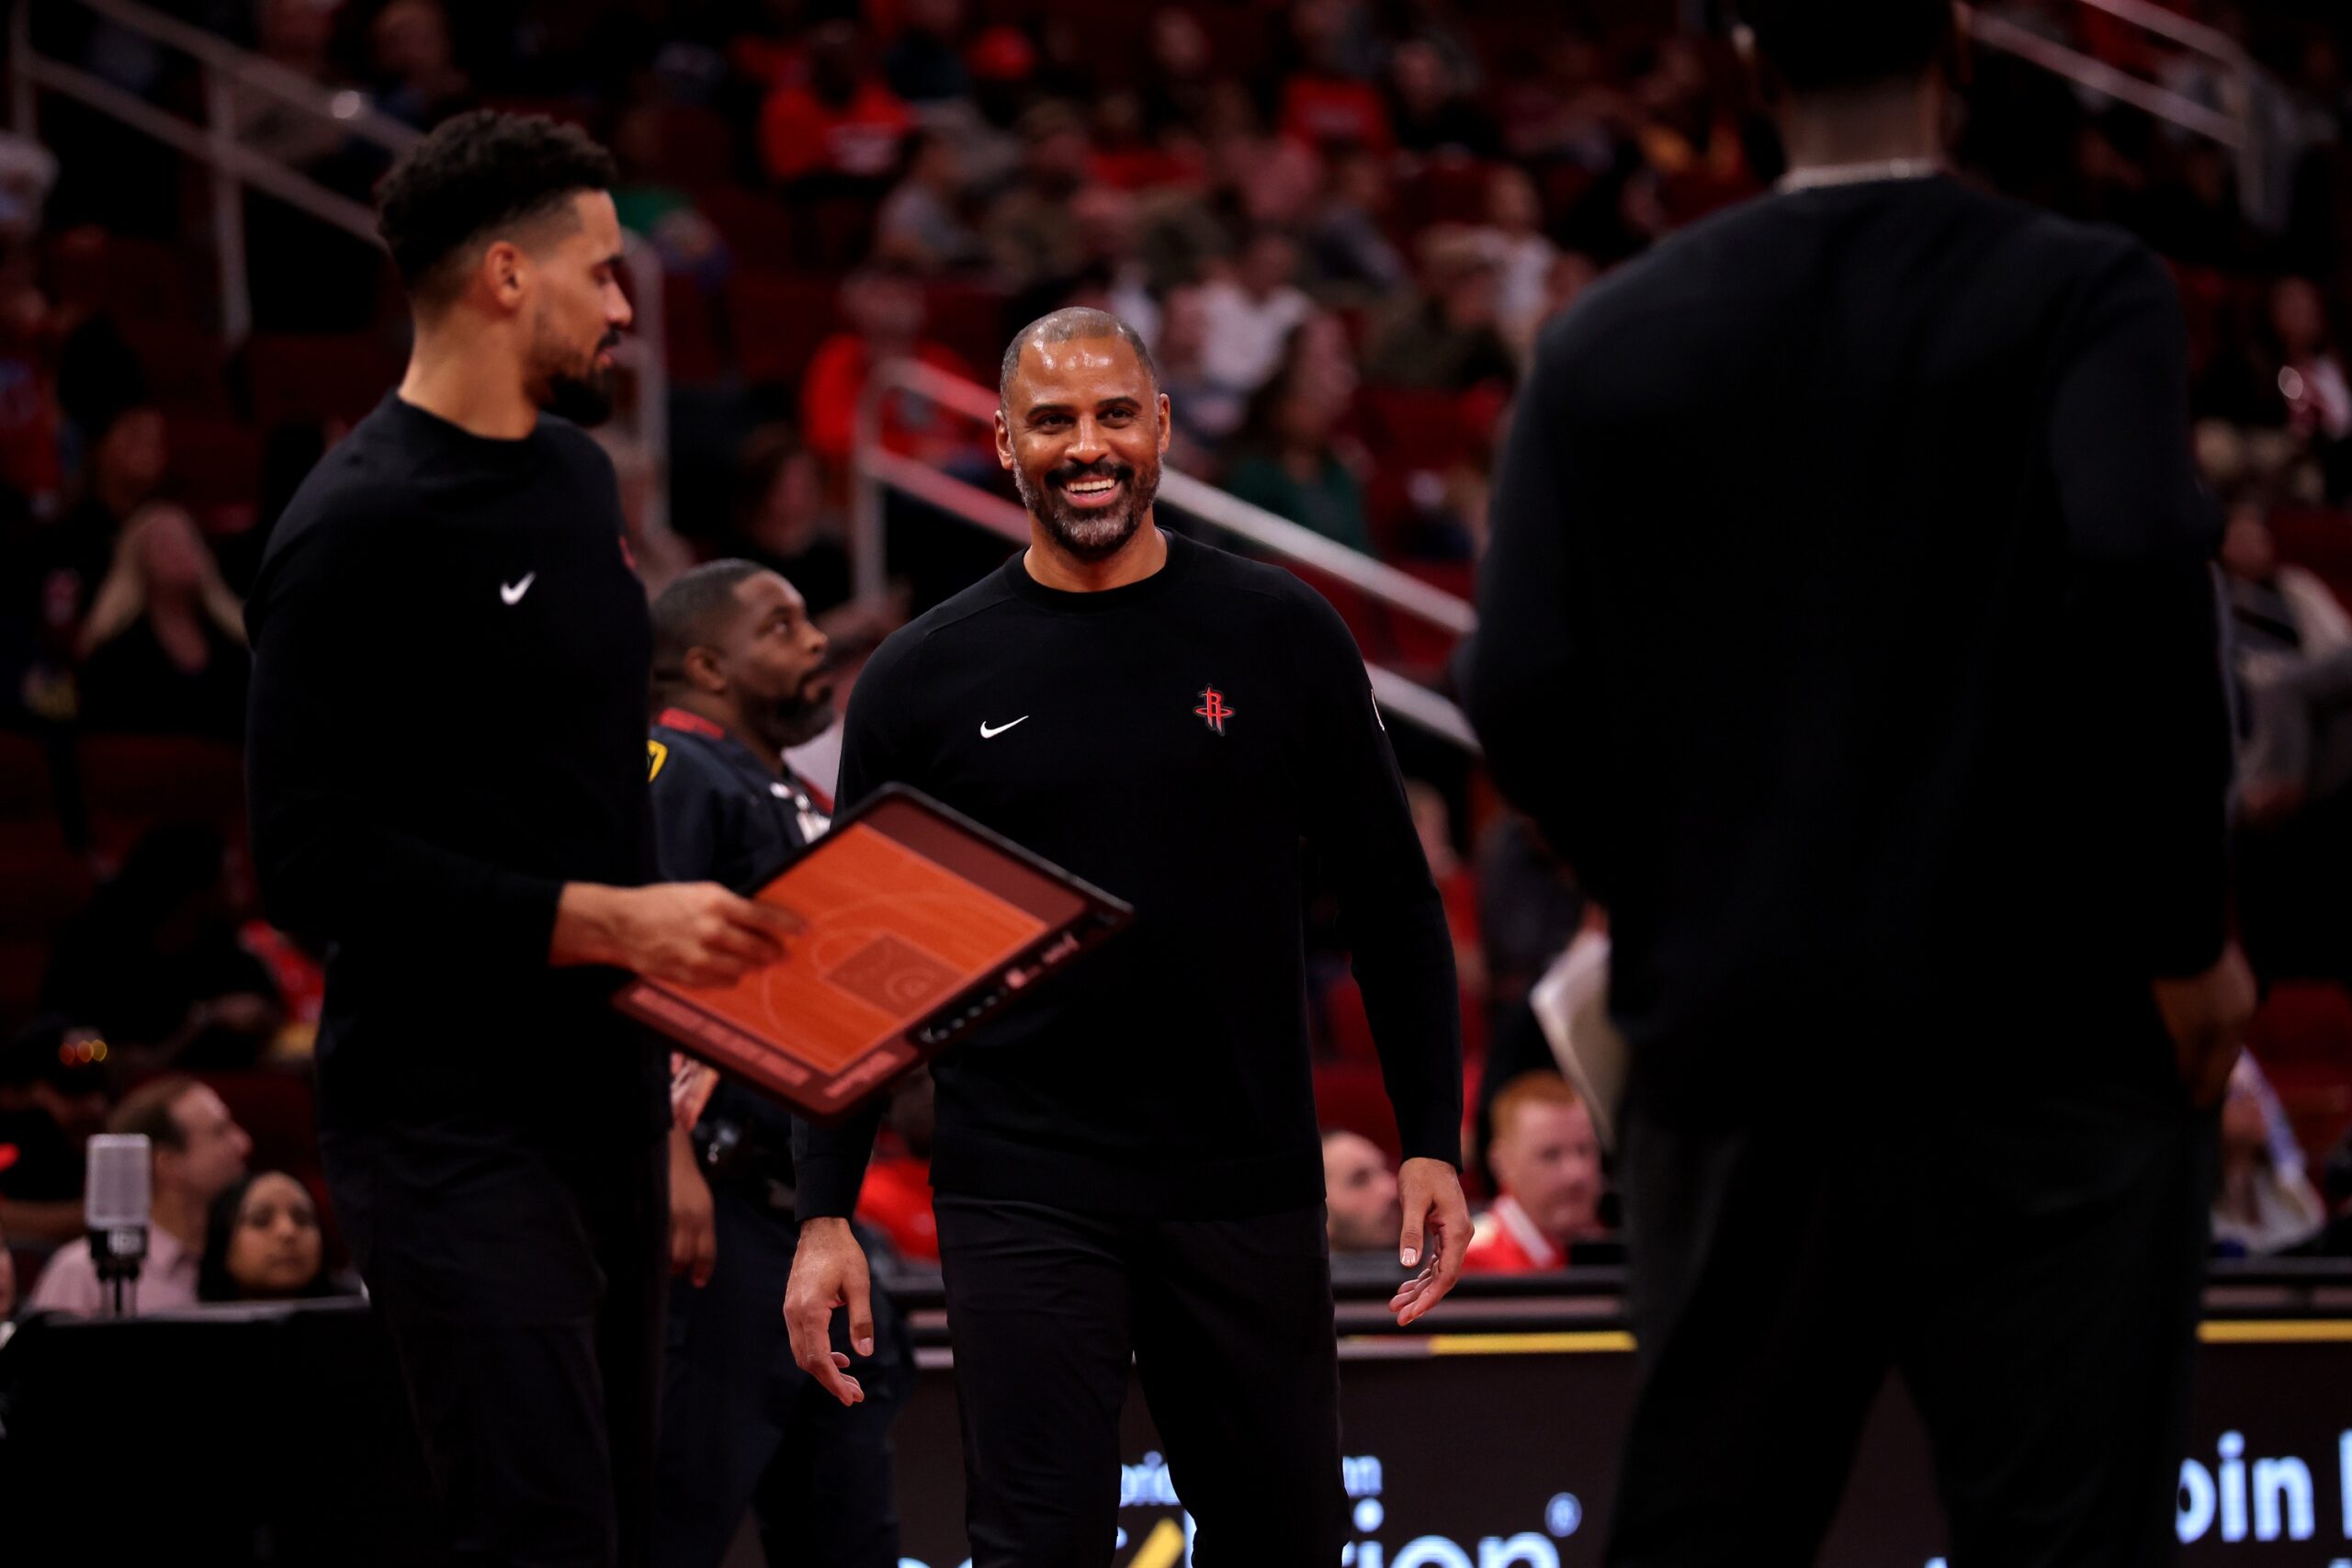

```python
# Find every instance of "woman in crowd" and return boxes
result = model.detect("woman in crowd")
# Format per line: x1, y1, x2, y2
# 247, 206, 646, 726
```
197, 1169, 352, 1303
75, 501, 248, 738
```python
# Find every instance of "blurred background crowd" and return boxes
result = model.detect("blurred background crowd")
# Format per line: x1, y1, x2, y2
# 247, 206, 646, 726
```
4, 0, 2352, 1320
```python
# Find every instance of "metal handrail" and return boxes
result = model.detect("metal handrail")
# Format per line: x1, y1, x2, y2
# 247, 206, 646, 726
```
11, 0, 672, 535
849, 355, 1483, 753
1962, 7, 2245, 148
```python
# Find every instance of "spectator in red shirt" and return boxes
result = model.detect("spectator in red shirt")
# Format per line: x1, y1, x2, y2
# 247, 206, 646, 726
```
1464, 1071, 1604, 1273
797, 265, 978, 474
760, 22, 915, 189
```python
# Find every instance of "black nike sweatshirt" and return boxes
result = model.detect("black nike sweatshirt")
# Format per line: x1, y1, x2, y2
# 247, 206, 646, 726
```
795, 531, 1462, 1221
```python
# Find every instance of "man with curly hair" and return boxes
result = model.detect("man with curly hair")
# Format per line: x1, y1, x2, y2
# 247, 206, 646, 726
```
245, 110, 790, 1567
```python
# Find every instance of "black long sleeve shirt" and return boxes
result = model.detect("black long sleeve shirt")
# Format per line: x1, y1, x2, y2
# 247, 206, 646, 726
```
797, 531, 1461, 1221
244, 394, 666, 1152
1462, 177, 2232, 1110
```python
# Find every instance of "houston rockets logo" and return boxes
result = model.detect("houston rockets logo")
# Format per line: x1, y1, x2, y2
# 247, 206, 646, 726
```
1193, 687, 1236, 736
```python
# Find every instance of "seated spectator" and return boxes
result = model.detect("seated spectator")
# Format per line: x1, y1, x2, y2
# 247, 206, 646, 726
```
24, 1075, 250, 1316
1197, 229, 1313, 406
2221, 501, 2352, 987
1224, 323, 1374, 555
1365, 227, 1518, 392
985, 100, 1101, 293
1149, 284, 1239, 463
40, 824, 284, 1067
74, 502, 249, 739
32, 401, 167, 639
1305, 150, 1410, 303
0, 1017, 112, 1247
1136, 8, 1216, 141
883, 0, 971, 106
2213, 1055, 2329, 1257
1385, 38, 1499, 160
730, 423, 854, 621
1464, 1071, 1605, 1273
760, 22, 914, 191
797, 265, 979, 476
197, 1170, 350, 1303
876, 129, 984, 273
1280, 39, 1392, 155
368, 0, 473, 130
1474, 166, 1561, 345
1322, 1130, 1401, 1254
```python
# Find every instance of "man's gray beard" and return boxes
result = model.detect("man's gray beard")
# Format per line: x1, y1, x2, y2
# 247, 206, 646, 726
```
1014, 464, 1157, 561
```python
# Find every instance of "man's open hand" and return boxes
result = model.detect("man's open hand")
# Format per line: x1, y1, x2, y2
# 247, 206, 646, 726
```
666, 1128, 717, 1288
784, 1217, 873, 1406
1388, 1156, 1471, 1327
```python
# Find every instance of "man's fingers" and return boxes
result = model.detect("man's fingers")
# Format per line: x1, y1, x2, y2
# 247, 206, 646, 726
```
729, 897, 808, 939
1397, 1192, 1429, 1269
848, 1274, 876, 1359
693, 1226, 718, 1289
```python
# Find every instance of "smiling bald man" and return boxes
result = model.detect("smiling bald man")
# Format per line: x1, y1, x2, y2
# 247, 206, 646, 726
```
784, 308, 1469, 1565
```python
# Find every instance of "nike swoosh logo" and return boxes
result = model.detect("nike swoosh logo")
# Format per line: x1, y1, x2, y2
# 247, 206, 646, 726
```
500, 573, 536, 605
979, 716, 1029, 739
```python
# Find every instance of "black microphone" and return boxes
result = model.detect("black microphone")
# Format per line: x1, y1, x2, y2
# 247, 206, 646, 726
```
84, 1134, 151, 1319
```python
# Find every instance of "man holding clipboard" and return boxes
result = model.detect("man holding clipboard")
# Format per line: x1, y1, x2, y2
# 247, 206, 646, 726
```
784, 308, 1470, 1565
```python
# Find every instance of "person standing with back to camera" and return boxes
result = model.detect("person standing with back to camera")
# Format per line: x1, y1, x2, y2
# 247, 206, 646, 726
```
244, 110, 793, 1568
786, 307, 1471, 1565
1462, 4, 2253, 1564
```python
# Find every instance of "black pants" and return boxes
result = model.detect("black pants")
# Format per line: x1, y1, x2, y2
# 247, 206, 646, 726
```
324, 1127, 668, 1568
933, 1196, 1346, 1568
653, 1189, 911, 1568
1606, 1051, 2215, 1568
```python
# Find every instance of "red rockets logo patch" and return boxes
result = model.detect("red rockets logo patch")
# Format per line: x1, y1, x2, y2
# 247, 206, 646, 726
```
1194, 686, 1235, 736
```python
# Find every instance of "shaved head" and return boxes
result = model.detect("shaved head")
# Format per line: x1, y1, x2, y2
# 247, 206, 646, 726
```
1000, 307, 1159, 407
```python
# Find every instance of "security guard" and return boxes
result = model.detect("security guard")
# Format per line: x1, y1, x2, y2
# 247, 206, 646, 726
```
644, 559, 910, 1568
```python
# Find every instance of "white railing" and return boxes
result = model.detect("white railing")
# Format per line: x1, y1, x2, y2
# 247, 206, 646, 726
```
1959, 0, 2256, 199
9, 0, 671, 533
850, 356, 1483, 753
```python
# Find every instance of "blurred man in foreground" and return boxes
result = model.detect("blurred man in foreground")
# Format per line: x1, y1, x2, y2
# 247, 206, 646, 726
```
1462, 3, 2249, 1562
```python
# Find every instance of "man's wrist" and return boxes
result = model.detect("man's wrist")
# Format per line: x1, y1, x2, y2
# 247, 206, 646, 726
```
799, 1215, 854, 1238
552, 883, 628, 968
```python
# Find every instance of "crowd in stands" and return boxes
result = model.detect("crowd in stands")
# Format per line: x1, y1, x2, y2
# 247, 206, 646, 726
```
6, 0, 2352, 1316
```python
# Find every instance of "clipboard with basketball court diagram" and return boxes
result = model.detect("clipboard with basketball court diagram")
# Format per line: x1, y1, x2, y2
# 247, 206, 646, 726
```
616, 784, 1133, 1123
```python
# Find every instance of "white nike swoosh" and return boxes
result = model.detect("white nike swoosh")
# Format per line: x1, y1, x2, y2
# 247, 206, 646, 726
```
979, 716, 1029, 739
500, 573, 536, 605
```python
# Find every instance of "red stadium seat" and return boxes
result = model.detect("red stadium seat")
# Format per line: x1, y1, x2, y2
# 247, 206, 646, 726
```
922, 281, 1011, 382
1357, 387, 1474, 472
693, 185, 796, 270
0, 824, 95, 939
97, 236, 199, 325
2248, 983, 2352, 1168
1314, 1060, 1402, 1159
2267, 507, 2352, 616
246, 333, 404, 428
0, 731, 55, 818
642, 104, 740, 187
660, 272, 725, 386
165, 413, 265, 514
726, 269, 841, 387
122, 320, 231, 416
73, 736, 247, 856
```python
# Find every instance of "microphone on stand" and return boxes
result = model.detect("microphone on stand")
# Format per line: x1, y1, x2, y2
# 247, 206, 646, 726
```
85, 1134, 152, 1319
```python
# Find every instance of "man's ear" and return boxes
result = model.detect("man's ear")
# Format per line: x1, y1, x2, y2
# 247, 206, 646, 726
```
685, 646, 728, 694
1157, 392, 1173, 456
482, 239, 527, 310
994, 409, 1015, 471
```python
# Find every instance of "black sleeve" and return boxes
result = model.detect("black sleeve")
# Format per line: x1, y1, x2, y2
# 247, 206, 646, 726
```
1456, 326, 1614, 898
245, 513, 563, 976
792, 633, 922, 1222
2050, 243, 2233, 976
1295, 593, 1464, 1167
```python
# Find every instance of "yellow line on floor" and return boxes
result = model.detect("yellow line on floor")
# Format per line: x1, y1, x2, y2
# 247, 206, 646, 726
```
1427, 1331, 1638, 1355
1129, 1517, 1186, 1568
2198, 1320, 2352, 1345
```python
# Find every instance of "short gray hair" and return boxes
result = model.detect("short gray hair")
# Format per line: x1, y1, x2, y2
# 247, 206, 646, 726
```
999, 307, 1159, 406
